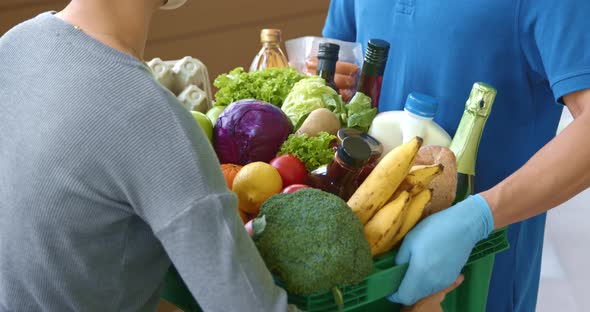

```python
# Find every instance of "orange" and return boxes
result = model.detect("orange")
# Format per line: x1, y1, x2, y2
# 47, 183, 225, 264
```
232, 162, 283, 215
221, 164, 242, 190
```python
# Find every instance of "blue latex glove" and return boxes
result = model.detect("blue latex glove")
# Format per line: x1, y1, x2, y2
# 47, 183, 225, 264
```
388, 194, 495, 306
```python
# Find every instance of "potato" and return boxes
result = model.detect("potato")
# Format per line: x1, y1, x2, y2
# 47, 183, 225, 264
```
296, 108, 341, 137
414, 145, 457, 218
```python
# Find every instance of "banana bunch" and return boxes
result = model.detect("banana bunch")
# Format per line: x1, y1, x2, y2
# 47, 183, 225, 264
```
347, 137, 444, 256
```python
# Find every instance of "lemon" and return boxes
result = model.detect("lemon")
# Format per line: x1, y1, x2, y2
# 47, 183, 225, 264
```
232, 162, 283, 215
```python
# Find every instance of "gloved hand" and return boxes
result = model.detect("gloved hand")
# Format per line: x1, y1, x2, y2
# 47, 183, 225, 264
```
388, 194, 495, 306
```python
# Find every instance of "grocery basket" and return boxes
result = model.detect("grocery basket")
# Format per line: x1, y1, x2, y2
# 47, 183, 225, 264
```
160, 228, 508, 312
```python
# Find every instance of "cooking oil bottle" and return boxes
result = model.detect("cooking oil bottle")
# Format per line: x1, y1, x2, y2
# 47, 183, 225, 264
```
249, 29, 289, 72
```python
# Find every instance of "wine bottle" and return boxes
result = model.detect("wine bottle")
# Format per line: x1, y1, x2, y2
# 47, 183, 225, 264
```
316, 42, 340, 91
449, 82, 497, 204
357, 39, 390, 109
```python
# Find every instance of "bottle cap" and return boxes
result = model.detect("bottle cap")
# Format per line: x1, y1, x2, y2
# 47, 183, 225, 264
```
260, 29, 281, 43
337, 136, 371, 168
337, 128, 383, 159
361, 39, 390, 76
318, 42, 340, 61
404, 92, 438, 118
365, 39, 390, 66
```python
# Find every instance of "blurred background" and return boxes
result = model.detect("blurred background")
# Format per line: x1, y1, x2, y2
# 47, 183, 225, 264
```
537, 110, 589, 312
1, 1, 587, 311
0, 0, 330, 81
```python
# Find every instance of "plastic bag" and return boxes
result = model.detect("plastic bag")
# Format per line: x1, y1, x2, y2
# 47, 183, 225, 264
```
285, 36, 363, 103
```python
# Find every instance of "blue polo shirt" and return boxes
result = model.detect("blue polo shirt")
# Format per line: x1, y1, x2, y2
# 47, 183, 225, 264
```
323, 1, 590, 311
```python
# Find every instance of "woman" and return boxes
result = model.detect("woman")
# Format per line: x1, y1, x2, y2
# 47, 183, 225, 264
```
0, 1, 298, 311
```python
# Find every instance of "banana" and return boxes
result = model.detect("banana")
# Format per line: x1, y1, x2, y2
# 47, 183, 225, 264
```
363, 191, 411, 256
386, 189, 433, 250
396, 164, 444, 196
348, 137, 422, 225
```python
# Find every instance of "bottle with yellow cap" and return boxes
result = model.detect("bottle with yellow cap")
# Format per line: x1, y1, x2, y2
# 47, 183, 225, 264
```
249, 29, 290, 72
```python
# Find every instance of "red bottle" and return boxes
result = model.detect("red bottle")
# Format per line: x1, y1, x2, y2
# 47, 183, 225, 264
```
356, 39, 390, 110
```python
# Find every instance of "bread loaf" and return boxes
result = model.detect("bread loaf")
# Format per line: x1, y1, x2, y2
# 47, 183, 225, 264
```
414, 146, 457, 218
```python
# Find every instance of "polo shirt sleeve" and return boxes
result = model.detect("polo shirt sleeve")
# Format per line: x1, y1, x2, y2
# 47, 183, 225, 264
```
322, 0, 357, 41
519, 0, 590, 103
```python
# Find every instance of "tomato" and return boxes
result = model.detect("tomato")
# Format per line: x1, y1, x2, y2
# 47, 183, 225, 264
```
282, 184, 311, 194
270, 155, 308, 187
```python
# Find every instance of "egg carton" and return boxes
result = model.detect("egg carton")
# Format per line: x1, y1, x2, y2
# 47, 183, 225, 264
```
147, 56, 213, 113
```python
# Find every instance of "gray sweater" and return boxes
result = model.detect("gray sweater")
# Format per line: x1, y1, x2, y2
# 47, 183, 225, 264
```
0, 12, 289, 312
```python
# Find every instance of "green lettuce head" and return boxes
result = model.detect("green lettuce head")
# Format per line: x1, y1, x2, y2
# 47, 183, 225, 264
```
281, 77, 344, 128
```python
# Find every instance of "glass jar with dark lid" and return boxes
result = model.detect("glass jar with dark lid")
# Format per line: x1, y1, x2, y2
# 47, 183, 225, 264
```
336, 128, 385, 185
307, 136, 371, 200
337, 128, 383, 163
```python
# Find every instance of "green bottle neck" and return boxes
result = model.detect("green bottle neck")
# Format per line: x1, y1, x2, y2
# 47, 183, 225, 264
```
449, 83, 497, 176
449, 111, 486, 176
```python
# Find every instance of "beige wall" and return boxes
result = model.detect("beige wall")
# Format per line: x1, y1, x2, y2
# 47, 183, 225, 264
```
0, 0, 330, 81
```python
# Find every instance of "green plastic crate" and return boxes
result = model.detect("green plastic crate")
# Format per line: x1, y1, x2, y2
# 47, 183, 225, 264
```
160, 229, 508, 312
347, 229, 508, 312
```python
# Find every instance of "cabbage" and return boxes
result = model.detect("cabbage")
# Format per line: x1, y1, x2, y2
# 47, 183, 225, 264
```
213, 99, 293, 165
281, 77, 344, 128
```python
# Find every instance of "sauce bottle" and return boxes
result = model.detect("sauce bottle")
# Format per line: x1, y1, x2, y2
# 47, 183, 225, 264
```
337, 128, 383, 164
307, 136, 371, 201
337, 128, 383, 185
